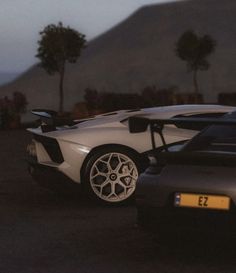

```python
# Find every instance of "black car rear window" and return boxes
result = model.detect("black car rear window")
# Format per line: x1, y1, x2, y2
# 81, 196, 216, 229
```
184, 111, 236, 153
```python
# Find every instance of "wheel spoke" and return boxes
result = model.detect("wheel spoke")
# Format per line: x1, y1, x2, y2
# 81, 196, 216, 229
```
110, 180, 116, 196
100, 180, 110, 189
91, 172, 107, 179
117, 178, 135, 188
100, 181, 111, 198
94, 180, 111, 197
94, 165, 99, 173
91, 164, 108, 179
105, 153, 115, 172
114, 161, 123, 173
118, 173, 138, 180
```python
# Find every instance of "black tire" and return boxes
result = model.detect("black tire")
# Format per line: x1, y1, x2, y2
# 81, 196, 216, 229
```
82, 146, 141, 205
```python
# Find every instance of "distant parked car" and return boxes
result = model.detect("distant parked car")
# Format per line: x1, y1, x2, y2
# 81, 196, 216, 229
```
135, 110, 236, 233
26, 104, 235, 205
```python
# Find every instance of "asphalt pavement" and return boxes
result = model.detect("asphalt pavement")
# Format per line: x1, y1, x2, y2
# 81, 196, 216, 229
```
0, 130, 236, 273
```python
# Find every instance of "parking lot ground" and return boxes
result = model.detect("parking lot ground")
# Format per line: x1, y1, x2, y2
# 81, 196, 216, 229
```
1, 130, 236, 273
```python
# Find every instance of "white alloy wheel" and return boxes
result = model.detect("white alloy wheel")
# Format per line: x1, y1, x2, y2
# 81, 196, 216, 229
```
89, 152, 139, 203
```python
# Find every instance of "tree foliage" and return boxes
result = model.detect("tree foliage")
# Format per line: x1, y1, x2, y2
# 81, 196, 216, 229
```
36, 22, 86, 112
176, 30, 216, 94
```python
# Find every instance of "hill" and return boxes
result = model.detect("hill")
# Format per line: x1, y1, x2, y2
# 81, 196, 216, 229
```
0, 72, 20, 86
1, 0, 236, 111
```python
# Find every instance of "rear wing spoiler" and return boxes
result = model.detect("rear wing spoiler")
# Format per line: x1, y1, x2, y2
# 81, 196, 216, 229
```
31, 109, 76, 132
128, 116, 236, 150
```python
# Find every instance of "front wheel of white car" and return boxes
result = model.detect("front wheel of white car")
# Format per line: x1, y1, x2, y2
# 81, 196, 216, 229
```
83, 147, 140, 205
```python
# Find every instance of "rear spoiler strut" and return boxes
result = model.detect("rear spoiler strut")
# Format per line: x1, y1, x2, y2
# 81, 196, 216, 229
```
129, 116, 236, 150
31, 109, 76, 132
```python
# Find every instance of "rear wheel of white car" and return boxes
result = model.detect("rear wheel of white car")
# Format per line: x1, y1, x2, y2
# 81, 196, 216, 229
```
83, 147, 140, 205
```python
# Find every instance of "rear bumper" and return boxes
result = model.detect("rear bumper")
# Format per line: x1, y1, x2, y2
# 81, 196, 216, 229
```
27, 156, 81, 192
29, 134, 90, 183
136, 167, 236, 233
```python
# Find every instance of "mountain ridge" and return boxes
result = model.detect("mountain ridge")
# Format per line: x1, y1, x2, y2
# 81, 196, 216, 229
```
1, 0, 236, 111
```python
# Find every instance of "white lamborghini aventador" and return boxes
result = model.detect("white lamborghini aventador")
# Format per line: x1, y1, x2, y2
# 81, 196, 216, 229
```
26, 104, 235, 204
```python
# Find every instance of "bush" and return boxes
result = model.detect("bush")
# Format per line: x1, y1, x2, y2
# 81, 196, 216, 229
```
72, 102, 89, 119
82, 85, 204, 115
218, 93, 236, 106
141, 85, 177, 107
0, 92, 28, 129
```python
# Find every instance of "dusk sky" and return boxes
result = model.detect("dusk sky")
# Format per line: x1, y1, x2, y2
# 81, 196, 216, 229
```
0, 0, 178, 73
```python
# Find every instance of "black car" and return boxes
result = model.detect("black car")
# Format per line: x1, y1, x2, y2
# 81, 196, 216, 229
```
129, 111, 236, 233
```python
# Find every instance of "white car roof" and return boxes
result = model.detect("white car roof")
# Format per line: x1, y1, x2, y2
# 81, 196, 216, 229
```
139, 104, 236, 118
75, 104, 236, 129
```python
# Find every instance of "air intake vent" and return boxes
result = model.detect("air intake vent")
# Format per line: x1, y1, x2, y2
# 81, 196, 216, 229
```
33, 134, 64, 164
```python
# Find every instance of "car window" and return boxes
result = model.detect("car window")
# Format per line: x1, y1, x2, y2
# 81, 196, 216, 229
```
184, 111, 236, 153
173, 112, 226, 131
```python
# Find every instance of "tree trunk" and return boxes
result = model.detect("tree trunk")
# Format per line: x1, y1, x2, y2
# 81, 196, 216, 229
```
193, 69, 199, 94
59, 65, 65, 113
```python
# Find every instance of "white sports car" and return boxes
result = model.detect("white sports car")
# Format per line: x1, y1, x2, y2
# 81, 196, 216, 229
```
26, 105, 235, 204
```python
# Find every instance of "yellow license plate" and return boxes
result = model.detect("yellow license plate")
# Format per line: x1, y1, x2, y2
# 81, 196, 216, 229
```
175, 193, 230, 210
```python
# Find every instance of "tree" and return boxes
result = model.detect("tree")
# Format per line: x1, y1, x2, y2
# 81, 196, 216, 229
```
176, 30, 216, 94
36, 22, 86, 112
